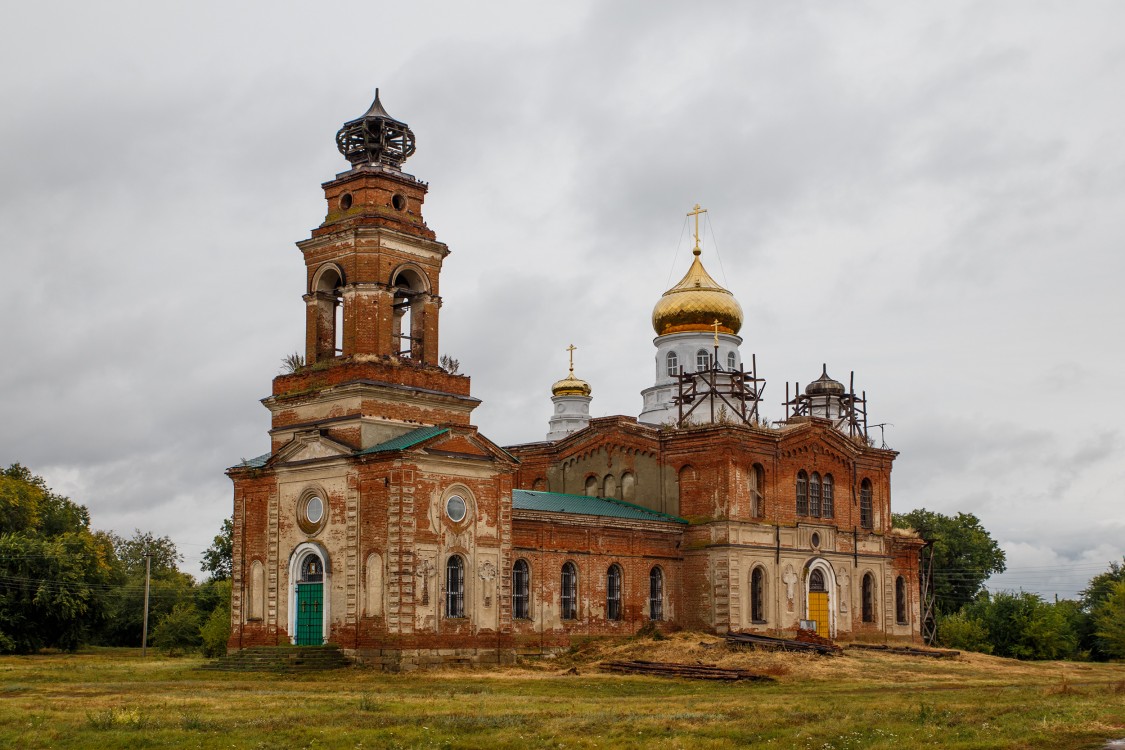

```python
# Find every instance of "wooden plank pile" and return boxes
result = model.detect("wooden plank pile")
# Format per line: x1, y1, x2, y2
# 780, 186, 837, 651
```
725, 632, 841, 656
599, 660, 775, 682
845, 643, 960, 659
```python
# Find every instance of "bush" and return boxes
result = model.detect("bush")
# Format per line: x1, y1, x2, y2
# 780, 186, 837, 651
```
1094, 581, 1125, 659
200, 606, 230, 658
961, 591, 1078, 660
151, 604, 201, 656
937, 611, 991, 653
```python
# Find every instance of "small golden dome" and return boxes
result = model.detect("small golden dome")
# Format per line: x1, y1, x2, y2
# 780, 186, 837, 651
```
652, 249, 743, 336
551, 372, 591, 397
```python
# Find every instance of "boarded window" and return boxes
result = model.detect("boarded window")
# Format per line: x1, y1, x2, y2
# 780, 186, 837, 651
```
621, 472, 636, 503
750, 464, 765, 518
364, 553, 383, 618
512, 560, 530, 620
604, 474, 618, 500
561, 562, 578, 620
249, 560, 265, 621
584, 475, 599, 497
649, 567, 664, 621
606, 565, 623, 621
796, 471, 808, 516
895, 576, 907, 625
446, 555, 465, 618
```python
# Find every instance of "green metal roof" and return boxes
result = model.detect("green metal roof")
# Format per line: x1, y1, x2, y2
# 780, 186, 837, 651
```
356, 425, 449, 455
512, 489, 686, 524
236, 453, 270, 469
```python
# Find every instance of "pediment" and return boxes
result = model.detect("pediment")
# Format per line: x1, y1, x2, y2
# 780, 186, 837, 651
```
273, 432, 355, 465
422, 429, 518, 465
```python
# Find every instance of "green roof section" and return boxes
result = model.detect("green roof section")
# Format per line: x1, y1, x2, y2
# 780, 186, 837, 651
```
357, 425, 449, 455
512, 489, 687, 524
236, 453, 270, 469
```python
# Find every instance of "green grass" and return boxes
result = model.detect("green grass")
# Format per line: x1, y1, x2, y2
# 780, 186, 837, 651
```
0, 641, 1123, 749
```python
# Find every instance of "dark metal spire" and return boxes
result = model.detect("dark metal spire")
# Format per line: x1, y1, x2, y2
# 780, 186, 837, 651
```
335, 88, 417, 169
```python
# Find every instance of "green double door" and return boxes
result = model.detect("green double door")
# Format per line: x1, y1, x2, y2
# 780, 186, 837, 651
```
296, 582, 323, 645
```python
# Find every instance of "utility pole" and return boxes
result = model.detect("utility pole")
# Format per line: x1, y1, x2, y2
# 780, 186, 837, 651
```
141, 552, 152, 657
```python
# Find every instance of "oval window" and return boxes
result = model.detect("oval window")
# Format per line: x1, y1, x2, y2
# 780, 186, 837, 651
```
811, 532, 820, 548
306, 496, 324, 525
446, 495, 467, 522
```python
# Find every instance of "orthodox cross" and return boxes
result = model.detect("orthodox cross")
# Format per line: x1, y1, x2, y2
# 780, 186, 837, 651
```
566, 343, 577, 375
712, 319, 721, 347
687, 203, 708, 255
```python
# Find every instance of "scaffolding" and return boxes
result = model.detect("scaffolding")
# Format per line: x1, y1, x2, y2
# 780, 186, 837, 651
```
782, 369, 870, 442
672, 348, 766, 428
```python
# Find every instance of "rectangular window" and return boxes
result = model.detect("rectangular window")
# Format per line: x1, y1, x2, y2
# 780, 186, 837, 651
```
796, 475, 808, 516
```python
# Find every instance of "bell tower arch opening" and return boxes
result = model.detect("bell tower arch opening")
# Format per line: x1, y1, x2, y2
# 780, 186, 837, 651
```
390, 264, 429, 360
308, 263, 345, 363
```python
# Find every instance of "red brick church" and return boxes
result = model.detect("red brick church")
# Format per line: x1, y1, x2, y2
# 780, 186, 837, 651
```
226, 92, 924, 667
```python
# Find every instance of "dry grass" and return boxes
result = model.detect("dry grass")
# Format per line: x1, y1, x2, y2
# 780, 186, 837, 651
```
1, 638, 1124, 749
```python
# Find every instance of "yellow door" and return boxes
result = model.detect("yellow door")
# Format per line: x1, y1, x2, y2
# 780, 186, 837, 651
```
808, 591, 829, 638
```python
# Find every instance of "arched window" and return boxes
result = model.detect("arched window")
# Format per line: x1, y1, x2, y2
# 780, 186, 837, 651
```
727, 352, 737, 371
809, 473, 821, 518
532, 477, 546, 491
649, 567, 664, 621
860, 479, 873, 529
512, 560, 530, 620
666, 351, 679, 377
862, 572, 875, 623
603, 474, 618, 500
696, 349, 710, 372
300, 553, 324, 583
822, 474, 835, 519
584, 475, 599, 498
606, 564, 623, 621
809, 568, 826, 592
796, 471, 809, 516
895, 576, 907, 625
390, 267, 428, 360
750, 463, 765, 518
751, 567, 766, 623
446, 555, 465, 618
561, 562, 578, 620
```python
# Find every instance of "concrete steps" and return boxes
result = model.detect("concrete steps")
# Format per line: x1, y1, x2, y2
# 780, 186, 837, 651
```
201, 645, 352, 673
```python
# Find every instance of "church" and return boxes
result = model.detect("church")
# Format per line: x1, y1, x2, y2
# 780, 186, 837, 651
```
226, 92, 925, 667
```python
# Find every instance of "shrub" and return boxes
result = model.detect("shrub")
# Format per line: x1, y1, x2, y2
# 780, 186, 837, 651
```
152, 603, 201, 656
937, 611, 991, 653
199, 606, 230, 658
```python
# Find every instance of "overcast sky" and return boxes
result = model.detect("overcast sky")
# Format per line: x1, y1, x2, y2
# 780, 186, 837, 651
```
2, 1, 1121, 599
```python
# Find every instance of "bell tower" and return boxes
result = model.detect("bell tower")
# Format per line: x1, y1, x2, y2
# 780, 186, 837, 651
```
266, 91, 478, 454
302, 89, 444, 367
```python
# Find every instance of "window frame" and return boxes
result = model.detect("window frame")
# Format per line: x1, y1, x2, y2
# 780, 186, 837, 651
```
606, 564, 623, 621
727, 352, 737, 371
512, 559, 530, 620
862, 572, 875, 623
696, 349, 710, 372
895, 576, 907, 625
561, 562, 578, 621
750, 567, 766, 623
445, 555, 465, 619
822, 474, 834, 519
666, 351, 679, 377
796, 471, 809, 516
809, 472, 821, 518
649, 566, 664, 621
750, 463, 765, 519
860, 479, 873, 529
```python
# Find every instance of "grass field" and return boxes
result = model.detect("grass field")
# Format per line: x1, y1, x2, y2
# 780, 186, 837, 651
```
1, 634, 1124, 749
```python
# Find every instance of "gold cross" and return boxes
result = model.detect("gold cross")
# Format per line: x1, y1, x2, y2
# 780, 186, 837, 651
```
712, 319, 721, 346
687, 203, 708, 256
566, 344, 577, 375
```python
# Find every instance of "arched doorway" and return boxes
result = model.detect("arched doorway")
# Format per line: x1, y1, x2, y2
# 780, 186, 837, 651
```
805, 559, 836, 638
288, 543, 330, 646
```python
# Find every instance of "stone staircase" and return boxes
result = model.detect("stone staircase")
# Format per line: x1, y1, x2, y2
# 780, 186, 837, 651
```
201, 645, 352, 673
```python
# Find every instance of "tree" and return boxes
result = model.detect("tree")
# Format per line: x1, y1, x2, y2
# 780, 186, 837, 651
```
893, 509, 1006, 614
152, 603, 201, 655
1092, 579, 1125, 660
201, 518, 233, 581
959, 591, 1078, 660
94, 530, 194, 647
0, 464, 117, 653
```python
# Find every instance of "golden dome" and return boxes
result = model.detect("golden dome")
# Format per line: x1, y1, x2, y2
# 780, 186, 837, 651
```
551, 371, 591, 397
651, 249, 743, 336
